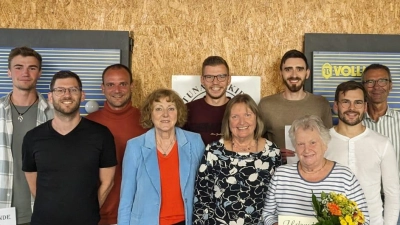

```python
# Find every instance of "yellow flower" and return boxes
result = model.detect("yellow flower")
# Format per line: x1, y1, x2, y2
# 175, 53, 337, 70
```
312, 191, 365, 225
353, 210, 365, 224
345, 215, 354, 224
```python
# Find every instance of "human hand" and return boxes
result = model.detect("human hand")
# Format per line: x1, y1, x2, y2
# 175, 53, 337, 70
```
280, 148, 295, 164
281, 148, 295, 157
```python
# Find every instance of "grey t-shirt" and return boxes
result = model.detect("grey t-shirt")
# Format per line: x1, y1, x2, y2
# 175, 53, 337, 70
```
11, 103, 38, 224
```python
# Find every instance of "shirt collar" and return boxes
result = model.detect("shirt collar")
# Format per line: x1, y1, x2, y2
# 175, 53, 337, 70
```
365, 105, 394, 120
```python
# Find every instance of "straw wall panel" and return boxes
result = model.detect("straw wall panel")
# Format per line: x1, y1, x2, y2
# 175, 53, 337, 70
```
1, 0, 399, 105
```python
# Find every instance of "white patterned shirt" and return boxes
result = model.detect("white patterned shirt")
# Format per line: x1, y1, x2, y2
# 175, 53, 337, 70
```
262, 163, 370, 225
0, 92, 53, 208
363, 107, 400, 178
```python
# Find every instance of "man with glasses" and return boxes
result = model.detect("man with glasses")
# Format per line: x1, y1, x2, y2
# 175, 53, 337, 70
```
325, 80, 399, 225
361, 64, 400, 225
22, 71, 117, 225
0, 46, 53, 225
86, 64, 147, 225
258, 49, 332, 164
184, 56, 231, 145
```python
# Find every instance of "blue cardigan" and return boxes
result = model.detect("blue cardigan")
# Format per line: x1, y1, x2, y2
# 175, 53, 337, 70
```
118, 127, 205, 225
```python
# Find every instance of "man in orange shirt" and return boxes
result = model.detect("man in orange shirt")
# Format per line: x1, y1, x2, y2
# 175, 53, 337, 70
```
86, 64, 147, 225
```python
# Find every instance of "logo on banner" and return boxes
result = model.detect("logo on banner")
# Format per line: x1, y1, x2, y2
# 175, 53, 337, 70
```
321, 63, 365, 79
322, 63, 333, 79
181, 84, 245, 103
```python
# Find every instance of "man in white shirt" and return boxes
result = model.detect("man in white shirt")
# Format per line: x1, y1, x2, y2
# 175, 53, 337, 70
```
325, 80, 399, 225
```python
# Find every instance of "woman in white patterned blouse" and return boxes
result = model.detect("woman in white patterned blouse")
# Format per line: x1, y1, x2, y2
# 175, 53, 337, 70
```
192, 94, 282, 225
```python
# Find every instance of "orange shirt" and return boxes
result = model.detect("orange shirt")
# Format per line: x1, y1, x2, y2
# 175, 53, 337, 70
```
86, 103, 147, 224
158, 142, 185, 225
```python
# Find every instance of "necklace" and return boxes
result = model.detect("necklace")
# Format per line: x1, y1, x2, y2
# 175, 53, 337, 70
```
156, 137, 175, 156
300, 159, 327, 174
232, 139, 258, 152
10, 95, 38, 122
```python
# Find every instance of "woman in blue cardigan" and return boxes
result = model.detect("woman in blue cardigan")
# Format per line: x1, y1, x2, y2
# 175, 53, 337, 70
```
118, 88, 205, 225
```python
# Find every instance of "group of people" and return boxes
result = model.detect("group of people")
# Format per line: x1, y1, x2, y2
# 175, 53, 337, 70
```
1, 46, 399, 225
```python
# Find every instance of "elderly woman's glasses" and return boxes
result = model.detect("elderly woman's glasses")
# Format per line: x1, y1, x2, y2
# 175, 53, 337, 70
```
362, 78, 390, 88
338, 99, 365, 109
52, 87, 82, 96
202, 74, 228, 82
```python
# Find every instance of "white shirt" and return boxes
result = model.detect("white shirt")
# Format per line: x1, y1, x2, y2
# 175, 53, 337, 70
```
326, 127, 399, 225
363, 107, 400, 183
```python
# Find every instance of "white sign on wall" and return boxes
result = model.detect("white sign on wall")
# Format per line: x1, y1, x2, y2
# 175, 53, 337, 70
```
172, 75, 261, 103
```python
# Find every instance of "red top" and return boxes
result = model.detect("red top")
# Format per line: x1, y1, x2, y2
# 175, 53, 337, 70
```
158, 142, 185, 225
86, 102, 147, 225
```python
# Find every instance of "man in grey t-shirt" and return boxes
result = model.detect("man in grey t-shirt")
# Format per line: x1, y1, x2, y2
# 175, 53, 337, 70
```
258, 50, 332, 164
0, 47, 53, 224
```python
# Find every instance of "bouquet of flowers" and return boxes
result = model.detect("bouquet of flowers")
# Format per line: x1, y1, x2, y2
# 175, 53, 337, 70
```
311, 191, 365, 225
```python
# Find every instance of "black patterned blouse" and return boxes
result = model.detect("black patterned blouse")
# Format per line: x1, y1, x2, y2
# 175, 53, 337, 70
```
193, 138, 282, 225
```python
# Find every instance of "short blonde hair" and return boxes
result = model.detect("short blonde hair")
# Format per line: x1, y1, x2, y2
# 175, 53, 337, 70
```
221, 94, 264, 140
140, 88, 187, 129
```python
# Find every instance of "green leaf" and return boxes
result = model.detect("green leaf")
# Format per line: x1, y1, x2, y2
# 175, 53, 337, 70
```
332, 216, 340, 224
312, 191, 321, 216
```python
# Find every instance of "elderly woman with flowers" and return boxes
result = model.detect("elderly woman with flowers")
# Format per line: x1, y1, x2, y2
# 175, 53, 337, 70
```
262, 115, 370, 225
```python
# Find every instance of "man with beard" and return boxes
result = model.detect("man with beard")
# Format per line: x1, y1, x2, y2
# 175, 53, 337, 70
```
22, 71, 117, 225
0, 46, 53, 225
184, 56, 231, 145
258, 49, 332, 164
325, 80, 399, 225
86, 64, 147, 225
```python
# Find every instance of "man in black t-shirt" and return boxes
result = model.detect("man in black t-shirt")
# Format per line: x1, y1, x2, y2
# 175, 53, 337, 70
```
22, 71, 117, 225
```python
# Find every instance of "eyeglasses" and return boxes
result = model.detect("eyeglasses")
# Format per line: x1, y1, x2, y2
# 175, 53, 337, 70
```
202, 74, 228, 82
338, 99, 365, 109
51, 87, 82, 96
362, 78, 391, 88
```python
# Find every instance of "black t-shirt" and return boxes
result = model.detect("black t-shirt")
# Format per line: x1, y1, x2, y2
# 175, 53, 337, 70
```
22, 118, 117, 225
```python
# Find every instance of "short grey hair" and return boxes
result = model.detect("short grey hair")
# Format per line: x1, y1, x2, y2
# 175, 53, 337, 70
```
288, 115, 331, 146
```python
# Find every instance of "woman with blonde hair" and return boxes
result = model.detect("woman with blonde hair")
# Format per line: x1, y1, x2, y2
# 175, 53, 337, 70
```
193, 93, 281, 224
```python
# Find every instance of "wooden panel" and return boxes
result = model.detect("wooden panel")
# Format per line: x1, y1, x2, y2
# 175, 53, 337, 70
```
1, 0, 399, 106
